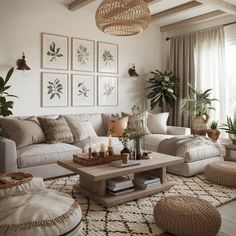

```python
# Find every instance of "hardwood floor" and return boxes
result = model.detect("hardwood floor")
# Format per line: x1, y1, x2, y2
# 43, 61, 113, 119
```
160, 200, 236, 236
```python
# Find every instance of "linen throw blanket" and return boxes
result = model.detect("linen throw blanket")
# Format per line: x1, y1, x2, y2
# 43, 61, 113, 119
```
158, 135, 226, 158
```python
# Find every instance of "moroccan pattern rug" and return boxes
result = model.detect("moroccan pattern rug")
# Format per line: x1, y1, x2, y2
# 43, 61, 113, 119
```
45, 174, 236, 236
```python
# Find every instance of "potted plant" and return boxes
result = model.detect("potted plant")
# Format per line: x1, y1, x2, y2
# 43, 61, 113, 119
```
221, 112, 236, 144
182, 84, 217, 135
146, 69, 179, 111
207, 121, 220, 141
0, 67, 17, 132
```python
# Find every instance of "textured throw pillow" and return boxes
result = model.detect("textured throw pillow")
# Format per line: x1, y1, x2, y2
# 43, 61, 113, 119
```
64, 117, 97, 142
38, 117, 74, 144
0, 116, 46, 148
122, 111, 151, 135
107, 116, 129, 137
147, 112, 169, 134
101, 113, 120, 135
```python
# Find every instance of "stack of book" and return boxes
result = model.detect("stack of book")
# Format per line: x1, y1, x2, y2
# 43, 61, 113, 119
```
133, 175, 161, 190
107, 177, 135, 196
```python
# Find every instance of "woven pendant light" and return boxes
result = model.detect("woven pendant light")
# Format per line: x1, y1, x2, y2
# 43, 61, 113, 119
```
95, 0, 151, 36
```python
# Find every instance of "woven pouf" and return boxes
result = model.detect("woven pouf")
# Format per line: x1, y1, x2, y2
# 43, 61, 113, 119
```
153, 195, 221, 236
205, 161, 236, 187
0, 189, 82, 236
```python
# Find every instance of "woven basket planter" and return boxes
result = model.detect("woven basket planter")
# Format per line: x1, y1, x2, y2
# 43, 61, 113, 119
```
96, 0, 150, 36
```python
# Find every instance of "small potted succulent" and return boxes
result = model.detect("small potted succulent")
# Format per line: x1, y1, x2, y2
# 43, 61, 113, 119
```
221, 112, 236, 144
207, 121, 220, 141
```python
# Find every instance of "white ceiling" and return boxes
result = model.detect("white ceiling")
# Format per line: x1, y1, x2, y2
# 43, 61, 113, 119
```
57, 0, 236, 29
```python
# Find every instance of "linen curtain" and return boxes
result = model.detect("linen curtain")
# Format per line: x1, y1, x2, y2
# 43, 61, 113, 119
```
169, 33, 196, 127
169, 26, 226, 126
194, 27, 226, 123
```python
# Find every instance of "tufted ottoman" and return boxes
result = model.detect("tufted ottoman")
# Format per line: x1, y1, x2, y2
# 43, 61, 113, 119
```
205, 161, 236, 187
153, 195, 221, 236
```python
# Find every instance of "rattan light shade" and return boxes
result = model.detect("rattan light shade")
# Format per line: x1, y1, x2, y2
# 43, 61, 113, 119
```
95, 0, 151, 36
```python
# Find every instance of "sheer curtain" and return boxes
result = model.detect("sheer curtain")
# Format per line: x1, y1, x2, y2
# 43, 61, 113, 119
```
194, 27, 226, 123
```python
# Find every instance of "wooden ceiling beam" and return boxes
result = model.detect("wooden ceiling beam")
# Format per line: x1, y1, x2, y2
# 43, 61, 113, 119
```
68, 0, 96, 11
160, 10, 226, 32
151, 1, 202, 20
196, 0, 236, 15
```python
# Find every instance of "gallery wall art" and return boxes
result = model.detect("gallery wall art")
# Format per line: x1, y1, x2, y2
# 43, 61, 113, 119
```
97, 42, 118, 74
41, 33, 69, 70
71, 74, 95, 107
97, 76, 118, 106
71, 38, 95, 72
41, 72, 68, 107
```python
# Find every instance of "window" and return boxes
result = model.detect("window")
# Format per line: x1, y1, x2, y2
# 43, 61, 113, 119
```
225, 39, 236, 116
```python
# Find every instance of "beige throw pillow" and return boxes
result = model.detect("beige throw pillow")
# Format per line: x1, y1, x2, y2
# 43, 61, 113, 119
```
0, 116, 46, 148
38, 117, 74, 144
147, 112, 169, 134
64, 117, 97, 142
107, 116, 129, 137
122, 111, 151, 135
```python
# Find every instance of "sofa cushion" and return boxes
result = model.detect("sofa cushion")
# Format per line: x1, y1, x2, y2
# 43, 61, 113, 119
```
65, 118, 97, 141
107, 116, 128, 137
17, 143, 81, 168
74, 136, 123, 154
122, 111, 151, 135
63, 114, 105, 136
147, 112, 169, 134
143, 134, 174, 152
0, 116, 46, 148
101, 113, 120, 135
38, 117, 74, 144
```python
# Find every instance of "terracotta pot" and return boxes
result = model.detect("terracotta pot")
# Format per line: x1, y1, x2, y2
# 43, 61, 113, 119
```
228, 133, 236, 145
207, 129, 220, 141
191, 115, 209, 135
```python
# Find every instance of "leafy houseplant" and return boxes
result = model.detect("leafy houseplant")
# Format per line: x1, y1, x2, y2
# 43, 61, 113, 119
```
146, 69, 179, 111
221, 112, 236, 144
207, 120, 220, 141
0, 67, 18, 132
119, 105, 145, 160
182, 84, 218, 135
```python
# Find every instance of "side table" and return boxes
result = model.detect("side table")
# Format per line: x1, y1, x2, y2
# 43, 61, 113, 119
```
224, 144, 236, 161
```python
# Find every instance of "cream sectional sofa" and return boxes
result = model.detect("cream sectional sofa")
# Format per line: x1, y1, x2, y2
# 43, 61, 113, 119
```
0, 113, 193, 179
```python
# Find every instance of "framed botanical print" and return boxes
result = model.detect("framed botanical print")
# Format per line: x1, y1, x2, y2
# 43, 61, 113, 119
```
97, 42, 118, 74
41, 33, 69, 70
98, 76, 118, 106
71, 38, 95, 72
71, 74, 95, 107
41, 72, 68, 107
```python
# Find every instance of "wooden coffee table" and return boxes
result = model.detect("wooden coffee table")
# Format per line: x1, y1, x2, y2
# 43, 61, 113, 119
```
58, 152, 183, 207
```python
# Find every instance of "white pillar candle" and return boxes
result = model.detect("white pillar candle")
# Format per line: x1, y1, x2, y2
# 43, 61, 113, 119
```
100, 143, 106, 152
108, 134, 112, 147
92, 144, 97, 152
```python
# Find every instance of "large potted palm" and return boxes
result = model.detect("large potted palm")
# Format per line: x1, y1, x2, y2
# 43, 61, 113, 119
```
0, 67, 17, 132
182, 84, 217, 135
146, 69, 179, 111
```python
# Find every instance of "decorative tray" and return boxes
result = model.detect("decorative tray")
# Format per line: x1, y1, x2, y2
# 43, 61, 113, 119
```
0, 172, 33, 189
73, 154, 124, 167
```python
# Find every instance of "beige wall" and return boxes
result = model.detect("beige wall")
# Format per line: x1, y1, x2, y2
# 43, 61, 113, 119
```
0, 0, 161, 116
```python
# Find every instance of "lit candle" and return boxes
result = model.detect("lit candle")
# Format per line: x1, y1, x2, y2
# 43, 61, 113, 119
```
100, 143, 106, 153
92, 144, 97, 152
108, 134, 112, 148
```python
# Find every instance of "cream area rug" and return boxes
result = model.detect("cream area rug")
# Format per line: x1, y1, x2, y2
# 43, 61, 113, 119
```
45, 174, 236, 236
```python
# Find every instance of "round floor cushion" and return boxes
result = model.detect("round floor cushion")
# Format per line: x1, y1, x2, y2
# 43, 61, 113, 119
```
0, 189, 82, 236
153, 195, 221, 236
205, 161, 236, 187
